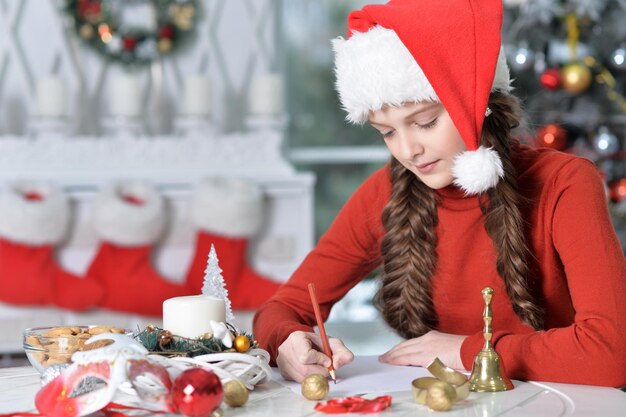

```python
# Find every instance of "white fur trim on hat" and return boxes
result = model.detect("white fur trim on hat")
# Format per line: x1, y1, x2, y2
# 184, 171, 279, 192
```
332, 25, 512, 124
93, 182, 165, 246
452, 147, 504, 195
0, 183, 69, 245
191, 178, 263, 238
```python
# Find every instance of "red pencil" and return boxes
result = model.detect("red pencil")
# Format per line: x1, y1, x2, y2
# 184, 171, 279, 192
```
307, 282, 337, 383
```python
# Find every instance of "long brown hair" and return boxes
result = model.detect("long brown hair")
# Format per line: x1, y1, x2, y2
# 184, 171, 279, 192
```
374, 93, 544, 339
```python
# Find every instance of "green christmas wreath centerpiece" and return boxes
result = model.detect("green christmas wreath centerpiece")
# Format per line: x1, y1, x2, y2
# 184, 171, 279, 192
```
64, 0, 198, 66
135, 324, 257, 358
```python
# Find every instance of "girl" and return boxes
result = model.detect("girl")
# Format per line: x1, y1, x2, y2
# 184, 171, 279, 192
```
253, 0, 626, 387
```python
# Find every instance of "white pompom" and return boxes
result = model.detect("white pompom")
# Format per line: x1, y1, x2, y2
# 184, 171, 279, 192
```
451, 147, 504, 195
0, 183, 69, 245
93, 182, 165, 246
190, 177, 263, 238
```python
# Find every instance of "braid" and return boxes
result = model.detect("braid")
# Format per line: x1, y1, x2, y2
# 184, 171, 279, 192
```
482, 94, 544, 329
374, 158, 439, 338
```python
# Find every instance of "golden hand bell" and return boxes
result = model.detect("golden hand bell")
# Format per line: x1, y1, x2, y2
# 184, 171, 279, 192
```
468, 287, 514, 392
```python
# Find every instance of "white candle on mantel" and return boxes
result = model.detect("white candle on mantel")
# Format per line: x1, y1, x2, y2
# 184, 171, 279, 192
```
183, 76, 212, 116
249, 73, 284, 116
36, 76, 66, 117
163, 295, 225, 338
110, 74, 142, 117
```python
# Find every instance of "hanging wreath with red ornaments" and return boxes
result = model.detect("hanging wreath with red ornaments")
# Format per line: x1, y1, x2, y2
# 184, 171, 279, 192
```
64, 0, 198, 66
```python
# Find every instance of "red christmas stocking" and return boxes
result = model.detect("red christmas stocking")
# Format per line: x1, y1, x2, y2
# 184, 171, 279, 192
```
185, 178, 282, 310
0, 184, 103, 310
86, 182, 191, 316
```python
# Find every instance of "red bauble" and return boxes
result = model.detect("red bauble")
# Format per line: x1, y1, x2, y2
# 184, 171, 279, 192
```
537, 124, 567, 150
172, 368, 223, 417
78, 0, 102, 19
540, 68, 562, 91
609, 178, 626, 203
159, 25, 175, 39
123, 37, 137, 51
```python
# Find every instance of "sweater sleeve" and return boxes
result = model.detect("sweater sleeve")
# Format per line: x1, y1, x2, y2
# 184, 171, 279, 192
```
460, 159, 626, 387
253, 167, 389, 363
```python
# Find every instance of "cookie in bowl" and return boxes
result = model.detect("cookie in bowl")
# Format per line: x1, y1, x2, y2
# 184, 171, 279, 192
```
23, 325, 129, 373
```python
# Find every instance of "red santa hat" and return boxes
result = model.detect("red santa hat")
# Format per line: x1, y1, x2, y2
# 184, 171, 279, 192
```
332, 0, 512, 194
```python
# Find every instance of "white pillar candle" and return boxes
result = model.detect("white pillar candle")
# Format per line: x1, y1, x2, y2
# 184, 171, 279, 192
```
183, 76, 212, 116
36, 76, 66, 117
110, 75, 142, 117
163, 295, 226, 338
249, 73, 284, 116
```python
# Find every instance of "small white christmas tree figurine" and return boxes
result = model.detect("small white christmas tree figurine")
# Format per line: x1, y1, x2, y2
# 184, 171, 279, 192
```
202, 244, 235, 323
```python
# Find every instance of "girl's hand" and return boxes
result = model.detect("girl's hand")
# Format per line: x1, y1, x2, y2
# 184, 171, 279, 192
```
379, 330, 467, 370
276, 330, 354, 382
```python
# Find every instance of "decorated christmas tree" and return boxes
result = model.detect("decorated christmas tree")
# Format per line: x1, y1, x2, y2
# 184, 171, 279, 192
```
202, 244, 235, 323
503, 0, 626, 248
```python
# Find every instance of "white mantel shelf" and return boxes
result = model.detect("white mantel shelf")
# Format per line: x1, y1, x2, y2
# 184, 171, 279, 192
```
0, 132, 294, 188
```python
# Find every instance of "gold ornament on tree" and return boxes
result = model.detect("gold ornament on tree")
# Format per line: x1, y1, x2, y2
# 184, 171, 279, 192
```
561, 62, 592, 94
158, 38, 173, 53
79, 24, 94, 40
558, 13, 626, 113
171, 3, 196, 31
560, 14, 592, 95
301, 374, 329, 400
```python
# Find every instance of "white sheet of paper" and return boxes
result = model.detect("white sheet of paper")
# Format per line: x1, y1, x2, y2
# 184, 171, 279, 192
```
271, 355, 431, 397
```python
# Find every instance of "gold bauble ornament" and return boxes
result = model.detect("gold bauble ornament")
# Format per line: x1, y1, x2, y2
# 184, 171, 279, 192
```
158, 330, 173, 347
412, 377, 439, 405
301, 374, 329, 400
234, 335, 251, 352
427, 358, 469, 402
561, 62, 592, 94
425, 380, 456, 412
223, 379, 249, 407
79, 24, 94, 40
412, 358, 470, 411
158, 38, 172, 53
171, 4, 195, 31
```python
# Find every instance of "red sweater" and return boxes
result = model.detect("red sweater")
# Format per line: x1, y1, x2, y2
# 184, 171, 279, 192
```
253, 145, 626, 387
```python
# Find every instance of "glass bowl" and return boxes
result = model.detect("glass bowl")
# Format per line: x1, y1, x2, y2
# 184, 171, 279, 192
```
23, 325, 130, 374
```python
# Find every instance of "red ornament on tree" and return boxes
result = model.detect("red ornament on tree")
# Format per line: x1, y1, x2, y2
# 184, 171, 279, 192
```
78, 0, 102, 21
123, 36, 138, 51
159, 25, 175, 39
609, 178, 626, 203
539, 68, 562, 91
536, 124, 568, 150
172, 368, 223, 417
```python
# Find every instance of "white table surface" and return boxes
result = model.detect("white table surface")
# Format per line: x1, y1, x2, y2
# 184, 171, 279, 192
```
1, 365, 625, 416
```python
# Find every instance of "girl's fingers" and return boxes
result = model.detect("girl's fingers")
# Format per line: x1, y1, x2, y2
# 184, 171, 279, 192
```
301, 346, 332, 367
277, 331, 355, 382
328, 338, 355, 368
